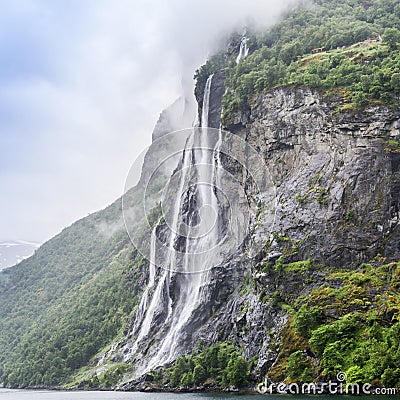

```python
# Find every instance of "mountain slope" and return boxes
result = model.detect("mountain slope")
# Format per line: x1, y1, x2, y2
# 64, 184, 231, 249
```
0, 199, 141, 386
118, 85, 400, 391
0, 97, 192, 387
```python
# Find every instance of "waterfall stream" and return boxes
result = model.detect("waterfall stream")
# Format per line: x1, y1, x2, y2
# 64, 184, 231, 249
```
128, 74, 224, 373
236, 36, 249, 63
132, 228, 156, 331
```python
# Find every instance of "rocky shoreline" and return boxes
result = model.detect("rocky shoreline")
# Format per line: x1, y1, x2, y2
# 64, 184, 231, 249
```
10, 381, 398, 396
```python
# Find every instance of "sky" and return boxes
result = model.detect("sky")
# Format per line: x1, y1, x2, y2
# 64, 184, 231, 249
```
0, 0, 296, 243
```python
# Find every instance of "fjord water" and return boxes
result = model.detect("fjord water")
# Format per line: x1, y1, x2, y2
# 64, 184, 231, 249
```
0, 390, 267, 399
0, 390, 389, 400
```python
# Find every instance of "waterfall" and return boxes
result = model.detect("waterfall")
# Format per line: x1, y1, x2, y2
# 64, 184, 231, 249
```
201, 74, 213, 127
128, 73, 223, 373
236, 36, 249, 63
129, 134, 194, 348
131, 228, 157, 331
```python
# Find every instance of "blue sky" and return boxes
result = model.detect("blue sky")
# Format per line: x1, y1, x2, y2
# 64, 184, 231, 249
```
0, 0, 294, 243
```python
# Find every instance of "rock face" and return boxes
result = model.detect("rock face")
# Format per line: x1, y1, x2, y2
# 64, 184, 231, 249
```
102, 85, 400, 386
214, 87, 400, 378
206, 71, 225, 129
244, 88, 400, 267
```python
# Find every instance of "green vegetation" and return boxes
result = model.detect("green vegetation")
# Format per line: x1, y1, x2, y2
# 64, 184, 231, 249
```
95, 363, 128, 388
269, 261, 400, 387
0, 200, 143, 387
382, 27, 400, 50
293, 305, 323, 338
160, 342, 252, 388
286, 350, 313, 382
264, 256, 312, 274
295, 186, 329, 206
384, 138, 400, 152
220, 0, 400, 120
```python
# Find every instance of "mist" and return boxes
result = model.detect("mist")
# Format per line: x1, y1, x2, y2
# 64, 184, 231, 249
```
0, 0, 298, 243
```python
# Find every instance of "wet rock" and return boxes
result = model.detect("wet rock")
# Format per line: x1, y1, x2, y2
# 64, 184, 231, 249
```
108, 86, 400, 386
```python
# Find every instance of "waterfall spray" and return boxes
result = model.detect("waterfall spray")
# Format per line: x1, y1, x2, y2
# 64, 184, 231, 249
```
128, 74, 224, 373
236, 36, 249, 63
120, 55, 275, 380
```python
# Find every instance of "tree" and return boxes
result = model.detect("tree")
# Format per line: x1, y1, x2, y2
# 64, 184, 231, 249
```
169, 368, 181, 388
169, 357, 190, 387
226, 356, 249, 387
293, 305, 323, 338
346, 366, 365, 384
381, 367, 400, 387
193, 364, 207, 385
203, 345, 219, 375
321, 341, 346, 377
383, 28, 400, 50
280, 40, 304, 64
180, 372, 194, 387
309, 316, 360, 355
390, 73, 400, 97
352, 91, 368, 107
286, 350, 313, 382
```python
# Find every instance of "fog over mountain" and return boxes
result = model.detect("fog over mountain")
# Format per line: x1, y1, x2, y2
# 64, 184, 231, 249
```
0, 0, 297, 244
0, 241, 40, 270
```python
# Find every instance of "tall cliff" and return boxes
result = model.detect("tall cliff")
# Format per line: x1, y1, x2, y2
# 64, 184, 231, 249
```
109, 84, 400, 390
224, 87, 400, 379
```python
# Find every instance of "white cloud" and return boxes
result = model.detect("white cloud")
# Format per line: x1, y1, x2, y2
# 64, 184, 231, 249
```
0, 0, 296, 243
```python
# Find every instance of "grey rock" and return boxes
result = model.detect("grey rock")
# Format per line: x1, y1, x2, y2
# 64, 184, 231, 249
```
109, 86, 400, 386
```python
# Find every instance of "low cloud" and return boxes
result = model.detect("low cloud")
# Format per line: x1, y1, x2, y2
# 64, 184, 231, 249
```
0, 0, 297, 243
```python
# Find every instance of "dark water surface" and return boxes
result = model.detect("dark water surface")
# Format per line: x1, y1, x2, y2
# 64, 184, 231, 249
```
1, 389, 397, 400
